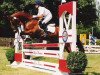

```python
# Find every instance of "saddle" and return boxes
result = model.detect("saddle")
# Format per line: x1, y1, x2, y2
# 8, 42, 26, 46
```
39, 21, 56, 33
39, 22, 56, 38
47, 23, 55, 33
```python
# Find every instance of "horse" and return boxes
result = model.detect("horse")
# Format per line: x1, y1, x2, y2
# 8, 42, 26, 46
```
9, 11, 71, 52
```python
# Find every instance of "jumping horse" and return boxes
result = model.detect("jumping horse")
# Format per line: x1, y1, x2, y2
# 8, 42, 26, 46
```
9, 11, 71, 52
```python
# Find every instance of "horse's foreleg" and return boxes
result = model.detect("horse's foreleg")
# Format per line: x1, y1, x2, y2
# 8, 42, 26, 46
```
20, 23, 24, 32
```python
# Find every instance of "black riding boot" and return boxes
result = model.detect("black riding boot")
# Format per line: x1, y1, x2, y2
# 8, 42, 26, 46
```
39, 21, 48, 37
41, 23, 48, 37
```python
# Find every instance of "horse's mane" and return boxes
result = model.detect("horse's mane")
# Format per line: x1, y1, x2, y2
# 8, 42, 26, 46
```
10, 11, 40, 34
11, 11, 32, 20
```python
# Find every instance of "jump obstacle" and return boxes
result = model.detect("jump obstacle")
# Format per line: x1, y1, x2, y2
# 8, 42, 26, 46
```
12, 1, 77, 75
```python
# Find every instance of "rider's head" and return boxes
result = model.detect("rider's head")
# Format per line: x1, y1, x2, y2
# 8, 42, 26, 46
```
34, 0, 43, 8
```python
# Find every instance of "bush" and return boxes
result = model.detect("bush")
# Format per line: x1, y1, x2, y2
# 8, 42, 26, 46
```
86, 39, 100, 45
67, 51, 88, 73
6, 48, 15, 63
96, 39, 100, 45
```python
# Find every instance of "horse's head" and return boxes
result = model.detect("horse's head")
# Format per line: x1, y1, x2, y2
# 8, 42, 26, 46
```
9, 16, 21, 33
9, 11, 46, 39
9, 11, 32, 33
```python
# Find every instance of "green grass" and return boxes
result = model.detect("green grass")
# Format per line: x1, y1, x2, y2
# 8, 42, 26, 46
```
85, 54, 100, 75
0, 47, 51, 75
0, 47, 100, 75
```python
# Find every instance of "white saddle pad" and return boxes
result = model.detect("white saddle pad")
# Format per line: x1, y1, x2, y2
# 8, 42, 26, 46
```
47, 24, 55, 33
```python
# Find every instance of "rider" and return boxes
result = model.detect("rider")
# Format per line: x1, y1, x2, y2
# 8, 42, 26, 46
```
32, 0, 53, 36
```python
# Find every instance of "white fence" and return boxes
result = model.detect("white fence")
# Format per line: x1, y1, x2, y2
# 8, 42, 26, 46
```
84, 45, 100, 53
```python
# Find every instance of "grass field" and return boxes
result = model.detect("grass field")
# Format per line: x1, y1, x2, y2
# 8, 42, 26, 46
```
0, 47, 51, 75
85, 54, 100, 75
0, 47, 100, 75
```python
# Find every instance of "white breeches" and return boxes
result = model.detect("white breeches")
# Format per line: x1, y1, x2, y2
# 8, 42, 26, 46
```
42, 13, 52, 24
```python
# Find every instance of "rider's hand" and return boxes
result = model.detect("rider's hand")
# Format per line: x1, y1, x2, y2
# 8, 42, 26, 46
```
32, 15, 37, 18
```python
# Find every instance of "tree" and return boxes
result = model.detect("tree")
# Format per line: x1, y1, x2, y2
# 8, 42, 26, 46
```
77, 0, 97, 26
0, 1, 17, 37
77, 0, 99, 38
0, 0, 36, 37
67, 0, 98, 37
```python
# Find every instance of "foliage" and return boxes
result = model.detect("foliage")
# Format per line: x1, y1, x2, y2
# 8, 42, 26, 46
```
67, 51, 88, 73
77, 0, 97, 26
67, 0, 99, 37
6, 48, 15, 63
95, 39, 100, 45
0, 2, 17, 14
77, 24, 91, 35
0, 0, 36, 37
77, 0, 99, 38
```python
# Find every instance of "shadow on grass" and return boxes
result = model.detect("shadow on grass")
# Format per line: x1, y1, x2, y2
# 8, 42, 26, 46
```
69, 72, 100, 75
86, 67, 92, 68
3, 48, 12, 51
85, 72, 100, 75
33, 56, 45, 60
